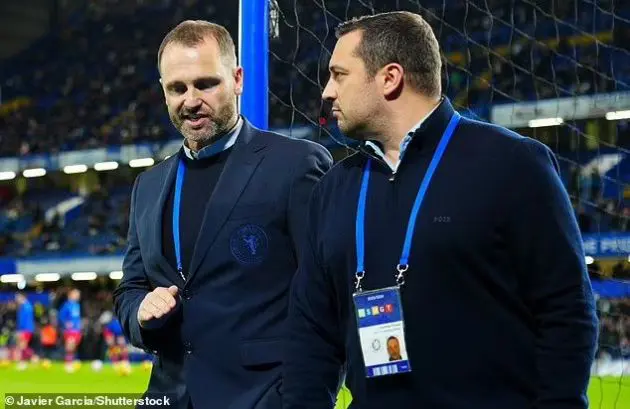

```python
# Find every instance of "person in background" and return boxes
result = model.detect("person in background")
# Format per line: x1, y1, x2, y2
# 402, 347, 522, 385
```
14, 292, 35, 370
101, 312, 130, 374
39, 317, 58, 366
58, 289, 82, 372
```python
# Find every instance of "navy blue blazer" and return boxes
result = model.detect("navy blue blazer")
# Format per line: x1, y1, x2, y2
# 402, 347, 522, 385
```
113, 119, 332, 409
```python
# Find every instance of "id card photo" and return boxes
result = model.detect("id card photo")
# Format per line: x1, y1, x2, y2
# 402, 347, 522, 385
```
353, 287, 412, 377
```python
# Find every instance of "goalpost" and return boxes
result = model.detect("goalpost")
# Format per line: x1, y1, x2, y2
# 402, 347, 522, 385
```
238, 0, 269, 130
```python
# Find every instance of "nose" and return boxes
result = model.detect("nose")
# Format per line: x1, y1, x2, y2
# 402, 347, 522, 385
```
322, 78, 336, 103
183, 88, 202, 110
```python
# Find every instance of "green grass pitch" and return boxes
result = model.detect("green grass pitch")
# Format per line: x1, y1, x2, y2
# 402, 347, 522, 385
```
0, 362, 628, 409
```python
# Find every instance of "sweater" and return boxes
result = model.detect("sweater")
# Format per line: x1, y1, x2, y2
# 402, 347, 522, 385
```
162, 149, 231, 278
283, 98, 599, 409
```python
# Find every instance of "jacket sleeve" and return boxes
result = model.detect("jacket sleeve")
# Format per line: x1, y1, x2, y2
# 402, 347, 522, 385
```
287, 142, 333, 261
507, 138, 599, 409
283, 184, 346, 409
112, 174, 158, 352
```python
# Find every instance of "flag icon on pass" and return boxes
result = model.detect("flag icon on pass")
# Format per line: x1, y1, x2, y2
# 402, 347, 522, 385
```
385, 304, 393, 313
372, 306, 380, 315
358, 309, 366, 318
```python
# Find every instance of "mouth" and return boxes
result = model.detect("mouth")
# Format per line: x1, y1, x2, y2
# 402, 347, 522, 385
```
181, 114, 209, 129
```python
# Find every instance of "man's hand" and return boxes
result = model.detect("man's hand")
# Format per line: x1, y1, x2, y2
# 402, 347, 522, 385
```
137, 285, 179, 329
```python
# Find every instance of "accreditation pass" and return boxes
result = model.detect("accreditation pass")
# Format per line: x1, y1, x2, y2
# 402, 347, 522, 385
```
353, 286, 412, 378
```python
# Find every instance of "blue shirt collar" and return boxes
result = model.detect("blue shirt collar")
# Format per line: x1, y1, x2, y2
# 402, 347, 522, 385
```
365, 100, 441, 172
183, 116, 243, 160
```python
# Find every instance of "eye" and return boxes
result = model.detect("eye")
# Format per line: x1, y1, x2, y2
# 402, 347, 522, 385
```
195, 78, 220, 90
168, 83, 187, 95
332, 71, 345, 81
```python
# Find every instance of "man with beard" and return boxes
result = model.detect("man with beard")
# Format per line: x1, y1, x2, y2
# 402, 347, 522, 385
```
113, 20, 332, 409
283, 11, 598, 409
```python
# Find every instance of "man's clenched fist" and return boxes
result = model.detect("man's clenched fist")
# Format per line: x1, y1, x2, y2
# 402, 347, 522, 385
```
138, 285, 179, 328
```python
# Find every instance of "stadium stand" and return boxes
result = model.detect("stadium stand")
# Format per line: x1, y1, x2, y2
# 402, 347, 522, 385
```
3, 0, 629, 155
0, 177, 130, 258
0, 0, 236, 157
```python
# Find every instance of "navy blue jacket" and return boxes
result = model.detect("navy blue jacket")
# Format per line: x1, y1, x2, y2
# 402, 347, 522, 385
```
113, 118, 332, 409
283, 99, 599, 409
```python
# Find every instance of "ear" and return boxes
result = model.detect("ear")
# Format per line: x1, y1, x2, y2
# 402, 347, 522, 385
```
158, 77, 168, 101
380, 63, 404, 99
234, 67, 244, 96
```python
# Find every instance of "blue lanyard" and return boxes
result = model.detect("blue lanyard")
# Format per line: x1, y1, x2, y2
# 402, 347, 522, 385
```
173, 159, 186, 281
355, 112, 461, 291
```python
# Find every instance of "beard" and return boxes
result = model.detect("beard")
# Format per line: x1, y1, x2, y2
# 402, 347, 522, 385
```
336, 116, 374, 141
170, 100, 237, 146
332, 101, 380, 142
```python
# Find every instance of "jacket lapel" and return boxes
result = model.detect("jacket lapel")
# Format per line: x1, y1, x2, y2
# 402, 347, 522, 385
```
185, 120, 266, 285
150, 151, 184, 284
